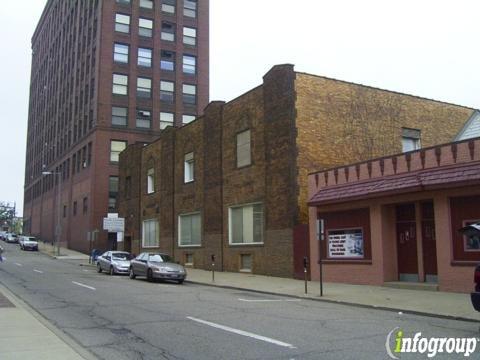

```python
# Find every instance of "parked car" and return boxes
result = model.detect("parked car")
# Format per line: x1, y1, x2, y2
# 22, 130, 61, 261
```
129, 253, 186, 284
0, 231, 7, 241
97, 251, 133, 275
472, 264, 480, 312
19, 236, 39, 251
5, 233, 18, 243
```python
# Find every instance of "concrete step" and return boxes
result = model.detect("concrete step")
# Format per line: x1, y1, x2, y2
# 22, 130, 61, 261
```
383, 281, 439, 292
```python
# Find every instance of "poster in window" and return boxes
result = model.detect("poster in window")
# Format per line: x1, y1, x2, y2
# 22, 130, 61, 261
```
328, 229, 364, 258
464, 220, 480, 252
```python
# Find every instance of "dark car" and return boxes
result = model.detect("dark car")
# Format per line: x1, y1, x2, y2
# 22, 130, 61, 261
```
461, 223, 480, 311
472, 264, 480, 312
129, 252, 186, 284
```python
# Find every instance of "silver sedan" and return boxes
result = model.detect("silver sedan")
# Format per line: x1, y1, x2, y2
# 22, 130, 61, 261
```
129, 253, 186, 284
97, 251, 133, 275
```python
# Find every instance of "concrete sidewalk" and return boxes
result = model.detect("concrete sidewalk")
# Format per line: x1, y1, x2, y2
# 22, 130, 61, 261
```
39, 245, 480, 322
0, 284, 94, 360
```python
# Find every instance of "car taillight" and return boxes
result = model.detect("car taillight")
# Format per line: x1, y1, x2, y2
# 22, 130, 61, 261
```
475, 267, 480, 285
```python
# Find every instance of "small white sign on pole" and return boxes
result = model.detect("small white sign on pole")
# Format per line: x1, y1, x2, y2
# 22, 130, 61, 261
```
117, 231, 124, 243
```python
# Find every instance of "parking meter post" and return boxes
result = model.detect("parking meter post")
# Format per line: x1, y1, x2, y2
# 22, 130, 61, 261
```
317, 219, 325, 297
303, 256, 308, 294
211, 254, 215, 282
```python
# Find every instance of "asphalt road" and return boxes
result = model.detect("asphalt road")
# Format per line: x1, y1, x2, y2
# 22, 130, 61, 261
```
0, 242, 479, 360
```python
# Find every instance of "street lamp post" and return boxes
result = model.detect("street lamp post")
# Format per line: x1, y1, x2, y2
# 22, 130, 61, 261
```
42, 171, 61, 256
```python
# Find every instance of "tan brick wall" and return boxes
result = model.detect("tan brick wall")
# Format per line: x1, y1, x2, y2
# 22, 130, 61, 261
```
295, 73, 474, 224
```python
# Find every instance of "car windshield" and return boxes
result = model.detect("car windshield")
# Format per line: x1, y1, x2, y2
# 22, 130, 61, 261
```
112, 253, 132, 260
148, 254, 173, 263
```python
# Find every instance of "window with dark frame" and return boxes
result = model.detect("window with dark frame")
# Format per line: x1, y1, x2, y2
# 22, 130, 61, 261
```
236, 130, 251, 167
160, 112, 174, 129
138, 48, 152, 67
182, 55, 196, 74
160, 81, 175, 103
182, 84, 196, 104
183, 0, 196, 18
182, 114, 196, 124
137, 77, 152, 98
139, 18, 153, 37
139, 0, 153, 9
115, 13, 130, 33
113, 43, 129, 63
112, 106, 128, 126
110, 140, 127, 163
161, 50, 175, 71
161, 21, 175, 41
402, 128, 421, 152
136, 109, 152, 128
162, 0, 176, 14
183, 26, 196, 46
112, 74, 128, 95
109, 176, 119, 212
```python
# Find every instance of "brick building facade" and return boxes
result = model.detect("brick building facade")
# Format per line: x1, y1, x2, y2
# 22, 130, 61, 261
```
23, 0, 209, 252
118, 64, 475, 277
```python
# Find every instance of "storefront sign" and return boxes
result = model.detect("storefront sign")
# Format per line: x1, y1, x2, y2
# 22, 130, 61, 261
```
328, 229, 364, 258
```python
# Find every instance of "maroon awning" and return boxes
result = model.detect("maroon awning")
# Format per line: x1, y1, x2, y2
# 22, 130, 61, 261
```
309, 161, 480, 206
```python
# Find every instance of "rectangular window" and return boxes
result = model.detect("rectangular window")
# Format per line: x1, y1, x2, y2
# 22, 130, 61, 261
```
183, 27, 196, 46
137, 77, 152, 98
184, 0, 197, 18
229, 203, 264, 244
240, 254, 252, 272
116, 0, 131, 4
147, 167, 155, 194
109, 176, 119, 211
402, 128, 421, 152
184, 152, 194, 183
327, 229, 364, 259
161, 22, 175, 41
183, 55, 196, 74
160, 81, 175, 103
138, 48, 152, 67
112, 106, 128, 126
73, 201, 78, 216
185, 253, 193, 265
178, 213, 201, 246
182, 114, 195, 124
160, 112, 174, 129
110, 140, 127, 162
115, 13, 130, 33
140, 0, 153, 9
161, 50, 175, 71
182, 84, 196, 105
83, 197, 88, 214
142, 219, 159, 248
136, 109, 151, 128
112, 74, 128, 95
139, 18, 153, 37
114, 43, 129, 63
237, 130, 251, 167
162, 0, 175, 14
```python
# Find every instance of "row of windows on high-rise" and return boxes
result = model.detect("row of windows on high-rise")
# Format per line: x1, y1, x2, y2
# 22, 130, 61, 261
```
112, 74, 197, 106
112, 107, 195, 129
114, 43, 196, 75
115, 13, 197, 46
116, 0, 197, 19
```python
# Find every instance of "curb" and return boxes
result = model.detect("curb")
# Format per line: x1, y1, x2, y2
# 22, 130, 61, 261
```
0, 282, 98, 360
185, 280, 480, 324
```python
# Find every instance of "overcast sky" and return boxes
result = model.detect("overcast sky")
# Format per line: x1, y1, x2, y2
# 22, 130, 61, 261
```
1, 0, 479, 216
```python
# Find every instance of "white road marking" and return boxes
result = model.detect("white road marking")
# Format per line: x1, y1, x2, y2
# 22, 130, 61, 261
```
238, 298, 301, 303
14, 263, 22, 267
82, 269, 90, 272
33, 269, 43, 274
72, 281, 96, 291
187, 316, 296, 349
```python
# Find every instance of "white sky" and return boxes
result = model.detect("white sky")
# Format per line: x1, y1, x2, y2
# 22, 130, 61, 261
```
1, 0, 479, 216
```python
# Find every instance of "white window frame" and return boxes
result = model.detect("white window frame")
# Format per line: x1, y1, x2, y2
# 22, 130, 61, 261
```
142, 219, 159, 248
228, 202, 264, 245
184, 152, 194, 183
178, 212, 202, 247
236, 129, 251, 167
147, 168, 155, 194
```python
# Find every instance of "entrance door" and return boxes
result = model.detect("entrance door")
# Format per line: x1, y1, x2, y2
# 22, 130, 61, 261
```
108, 232, 117, 251
396, 204, 418, 282
124, 235, 132, 254
421, 202, 437, 283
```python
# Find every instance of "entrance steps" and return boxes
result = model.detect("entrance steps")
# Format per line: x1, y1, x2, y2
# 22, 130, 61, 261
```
383, 281, 439, 292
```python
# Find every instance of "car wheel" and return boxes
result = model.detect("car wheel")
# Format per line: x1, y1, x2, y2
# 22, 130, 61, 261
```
97, 263, 102, 273
177, 279, 184, 285
109, 266, 115, 276
147, 268, 153, 282
129, 267, 136, 279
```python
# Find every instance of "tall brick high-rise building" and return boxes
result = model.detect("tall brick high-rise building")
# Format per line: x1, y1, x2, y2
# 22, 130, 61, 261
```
23, 0, 209, 252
